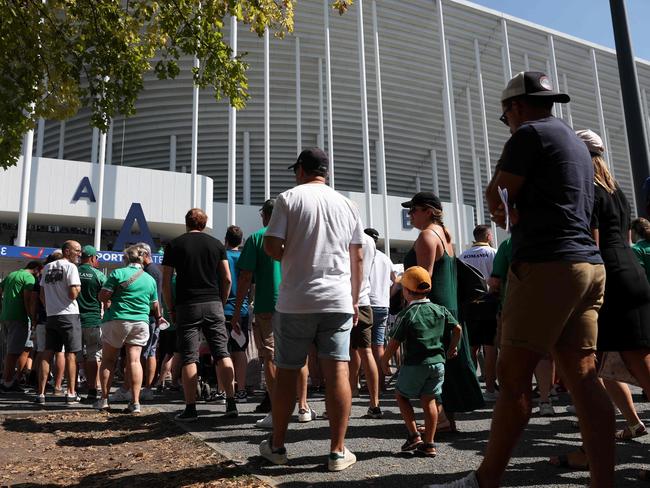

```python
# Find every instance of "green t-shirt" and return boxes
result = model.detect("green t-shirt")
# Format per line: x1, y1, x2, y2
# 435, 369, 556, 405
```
0, 269, 35, 322
633, 240, 650, 283
389, 299, 458, 366
77, 263, 107, 328
102, 265, 158, 323
490, 237, 513, 304
236, 226, 281, 314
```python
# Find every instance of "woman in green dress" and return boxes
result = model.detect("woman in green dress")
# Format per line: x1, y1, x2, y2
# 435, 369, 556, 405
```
401, 192, 484, 432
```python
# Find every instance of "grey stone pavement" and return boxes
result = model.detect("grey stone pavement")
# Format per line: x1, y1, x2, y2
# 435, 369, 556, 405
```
1, 384, 648, 487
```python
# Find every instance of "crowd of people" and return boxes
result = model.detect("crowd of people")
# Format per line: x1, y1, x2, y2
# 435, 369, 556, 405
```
1, 70, 650, 486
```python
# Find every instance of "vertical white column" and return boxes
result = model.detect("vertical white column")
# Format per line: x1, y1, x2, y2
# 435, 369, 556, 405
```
415, 175, 421, 192
562, 74, 574, 128
466, 86, 484, 224
190, 56, 200, 207
295, 37, 302, 154
642, 88, 650, 150
372, 0, 390, 257
318, 57, 325, 148
324, 0, 335, 187
35, 118, 45, 157
619, 89, 637, 211
227, 16, 238, 225
547, 35, 563, 119
16, 127, 35, 247
93, 130, 107, 250
436, 0, 463, 249
106, 121, 113, 165
523, 52, 530, 71
169, 135, 177, 172
591, 48, 612, 170
474, 38, 498, 244
243, 131, 251, 205
120, 117, 126, 166
546, 60, 557, 117
430, 149, 439, 196
91, 127, 99, 164
57, 120, 65, 159
357, 0, 373, 227
501, 18, 512, 83
264, 27, 271, 200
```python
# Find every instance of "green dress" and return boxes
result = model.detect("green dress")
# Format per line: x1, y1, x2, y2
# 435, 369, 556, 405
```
404, 229, 484, 413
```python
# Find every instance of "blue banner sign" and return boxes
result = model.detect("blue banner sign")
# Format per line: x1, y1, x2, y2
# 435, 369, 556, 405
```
0, 245, 163, 264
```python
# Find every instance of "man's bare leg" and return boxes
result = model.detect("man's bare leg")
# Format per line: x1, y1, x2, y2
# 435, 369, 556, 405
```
297, 364, 309, 410
271, 367, 300, 449
320, 358, 351, 453
358, 347, 380, 408
64, 352, 77, 395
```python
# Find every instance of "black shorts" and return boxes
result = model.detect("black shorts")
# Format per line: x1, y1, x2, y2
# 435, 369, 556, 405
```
351, 306, 373, 349
158, 328, 178, 357
225, 314, 250, 353
176, 301, 229, 365
46, 314, 82, 353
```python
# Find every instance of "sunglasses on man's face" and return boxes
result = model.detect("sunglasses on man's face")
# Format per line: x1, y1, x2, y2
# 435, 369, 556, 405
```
500, 103, 513, 127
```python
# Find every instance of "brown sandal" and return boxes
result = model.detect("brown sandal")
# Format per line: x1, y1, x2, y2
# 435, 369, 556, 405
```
549, 446, 589, 471
615, 424, 647, 441
414, 442, 437, 458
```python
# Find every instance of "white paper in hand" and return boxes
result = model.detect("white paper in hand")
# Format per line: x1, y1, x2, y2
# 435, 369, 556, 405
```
231, 328, 246, 348
157, 317, 170, 331
497, 186, 510, 233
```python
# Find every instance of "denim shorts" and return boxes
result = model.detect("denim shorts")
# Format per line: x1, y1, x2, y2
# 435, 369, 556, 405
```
396, 363, 445, 401
272, 312, 353, 369
371, 306, 389, 346
141, 321, 161, 358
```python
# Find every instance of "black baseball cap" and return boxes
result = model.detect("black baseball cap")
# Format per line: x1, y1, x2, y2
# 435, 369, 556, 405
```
288, 147, 329, 174
501, 71, 570, 104
401, 192, 442, 211
259, 198, 275, 214
364, 228, 379, 241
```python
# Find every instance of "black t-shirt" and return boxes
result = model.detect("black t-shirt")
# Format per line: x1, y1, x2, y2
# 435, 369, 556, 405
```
591, 185, 631, 250
162, 232, 227, 305
497, 116, 602, 264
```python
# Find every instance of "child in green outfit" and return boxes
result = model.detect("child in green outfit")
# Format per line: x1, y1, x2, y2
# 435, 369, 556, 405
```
381, 265, 462, 457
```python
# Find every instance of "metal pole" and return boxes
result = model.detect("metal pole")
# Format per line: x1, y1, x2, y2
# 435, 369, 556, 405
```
93, 131, 107, 250
591, 48, 612, 171
562, 73, 574, 128
357, 0, 373, 227
295, 37, 302, 154
415, 175, 421, 192
430, 149, 439, 196
324, 0, 335, 188
474, 38, 498, 243
546, 60, 557, 118
547, 35, 563, 119
436, 0, 463, 250
57, 120, 65, 159
642, 88, 650, 150
523, 52, 530, 72
228, 16, 237, 225
243, 131, 251, 205
264, 27, 271, 200
35, 118, 45, 157
16, 127, 35, 247
318, 57, 325, 148
191, 56, 200, 207
610, 0, 650, 215
501, 18, 512, 83
91, 128, 99, 164
619, 89, 638, 213
169, 135, 177, 172
372, 0, 390, 257
466, 86, 484, 224
106, 121, 113, 165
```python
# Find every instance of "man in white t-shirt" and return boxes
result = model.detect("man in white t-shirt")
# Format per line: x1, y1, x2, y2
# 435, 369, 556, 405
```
459, 225, 497, 280
364, 228, 395, 391
349, 232, 381, 419
35, 240, 83, 405
261, 148, 363, 472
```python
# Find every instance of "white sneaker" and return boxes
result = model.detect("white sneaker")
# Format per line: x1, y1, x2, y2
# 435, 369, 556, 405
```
328, 447, 356, 472
255, 412, 273, 429
93, 398, 109, 411
297, 406, 316, 423
140, 388, 154, 401
482, 390, 499, 402
259, 436, 288, 465
109, 387, 132, 403
539, 402, 555, 417
123, 402, 141, 414
423, 471, 479, 488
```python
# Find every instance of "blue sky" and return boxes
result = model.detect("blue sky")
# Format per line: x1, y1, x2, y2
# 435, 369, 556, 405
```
469, 0, 650, 61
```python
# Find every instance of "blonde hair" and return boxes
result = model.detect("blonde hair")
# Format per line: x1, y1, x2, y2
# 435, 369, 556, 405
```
593, 154, 617, 194
123, 244, 148, 264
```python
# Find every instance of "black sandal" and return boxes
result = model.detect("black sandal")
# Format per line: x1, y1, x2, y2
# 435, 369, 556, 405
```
401, 432, 423, 451
414, 442, 437, 458
549, 446, 589, 470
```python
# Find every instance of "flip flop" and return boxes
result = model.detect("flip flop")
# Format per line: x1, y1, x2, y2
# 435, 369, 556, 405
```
615, 424, 647, 441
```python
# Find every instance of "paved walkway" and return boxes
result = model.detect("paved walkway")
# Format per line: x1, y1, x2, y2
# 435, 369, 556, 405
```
1, 385, 648, 487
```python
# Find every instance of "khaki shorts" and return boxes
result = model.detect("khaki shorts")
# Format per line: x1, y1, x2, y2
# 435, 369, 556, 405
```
501, 261, 605, 354
350, 305, 373, 349
82, 327, 103, 361
101, 320, 149, 348
254, 313, 275, 360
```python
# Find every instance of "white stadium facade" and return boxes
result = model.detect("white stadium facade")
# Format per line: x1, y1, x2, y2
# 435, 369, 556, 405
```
3, 0, 650, 267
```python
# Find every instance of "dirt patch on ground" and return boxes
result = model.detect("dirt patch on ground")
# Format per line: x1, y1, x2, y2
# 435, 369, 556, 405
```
0, 409, 269, 488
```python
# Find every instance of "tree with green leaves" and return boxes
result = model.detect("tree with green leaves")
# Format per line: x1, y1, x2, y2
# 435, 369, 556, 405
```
0, 0, 352, 169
